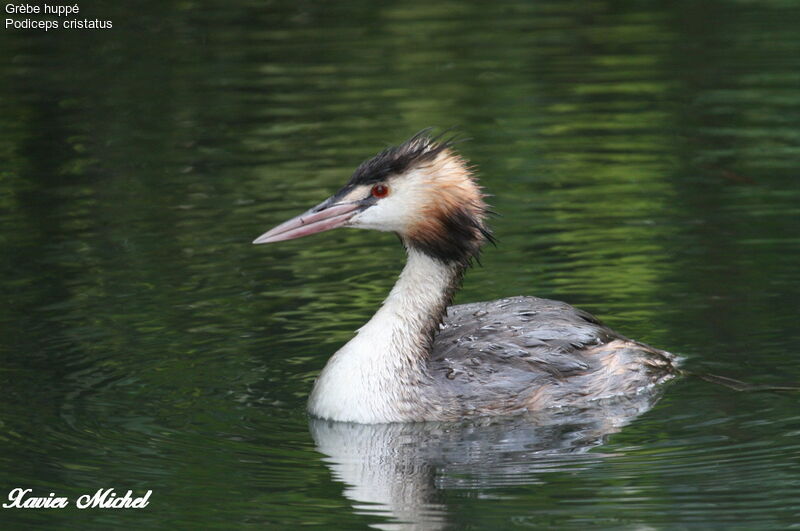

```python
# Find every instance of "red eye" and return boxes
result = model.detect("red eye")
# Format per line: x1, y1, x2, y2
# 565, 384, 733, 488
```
371, 184, 389, 198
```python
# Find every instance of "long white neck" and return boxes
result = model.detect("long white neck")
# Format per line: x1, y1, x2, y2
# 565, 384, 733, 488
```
308, 248, 462, 423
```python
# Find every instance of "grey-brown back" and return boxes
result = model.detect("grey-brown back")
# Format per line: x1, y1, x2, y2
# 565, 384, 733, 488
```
426, 296, 678, 420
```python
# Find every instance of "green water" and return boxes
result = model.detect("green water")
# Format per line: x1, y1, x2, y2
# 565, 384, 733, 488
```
1, 0, 799, 528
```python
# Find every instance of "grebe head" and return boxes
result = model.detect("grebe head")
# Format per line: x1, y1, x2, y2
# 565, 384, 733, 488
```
253, 130, 492, 265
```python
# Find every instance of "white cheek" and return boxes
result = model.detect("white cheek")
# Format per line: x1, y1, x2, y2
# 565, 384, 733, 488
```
349, 177, 427, 232
349, 198, 409, 232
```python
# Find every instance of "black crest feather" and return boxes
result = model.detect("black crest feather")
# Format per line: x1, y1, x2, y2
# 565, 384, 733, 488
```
348, 129, 462, 186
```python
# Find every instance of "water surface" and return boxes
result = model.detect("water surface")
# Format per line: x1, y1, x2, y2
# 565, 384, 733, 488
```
1, 0, 799, 528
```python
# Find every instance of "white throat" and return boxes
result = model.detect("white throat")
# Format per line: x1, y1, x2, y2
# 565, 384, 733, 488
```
307, 248, 461, 423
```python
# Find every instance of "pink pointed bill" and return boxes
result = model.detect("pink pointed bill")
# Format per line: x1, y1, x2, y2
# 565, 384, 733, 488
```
253, 202, 362, 244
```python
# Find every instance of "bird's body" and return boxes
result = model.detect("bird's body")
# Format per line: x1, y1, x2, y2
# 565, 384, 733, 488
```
255, 131, 678, 424
432, 296, 675, 420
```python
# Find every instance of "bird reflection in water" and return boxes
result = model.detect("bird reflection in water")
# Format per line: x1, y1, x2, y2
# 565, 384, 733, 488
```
310, 391, 662, 530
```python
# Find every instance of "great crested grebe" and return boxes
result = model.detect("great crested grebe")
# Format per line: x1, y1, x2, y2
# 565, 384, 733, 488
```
254, 131, 678, 423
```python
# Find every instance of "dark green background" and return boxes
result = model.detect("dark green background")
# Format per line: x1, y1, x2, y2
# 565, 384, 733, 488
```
1, 0, 799, 528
